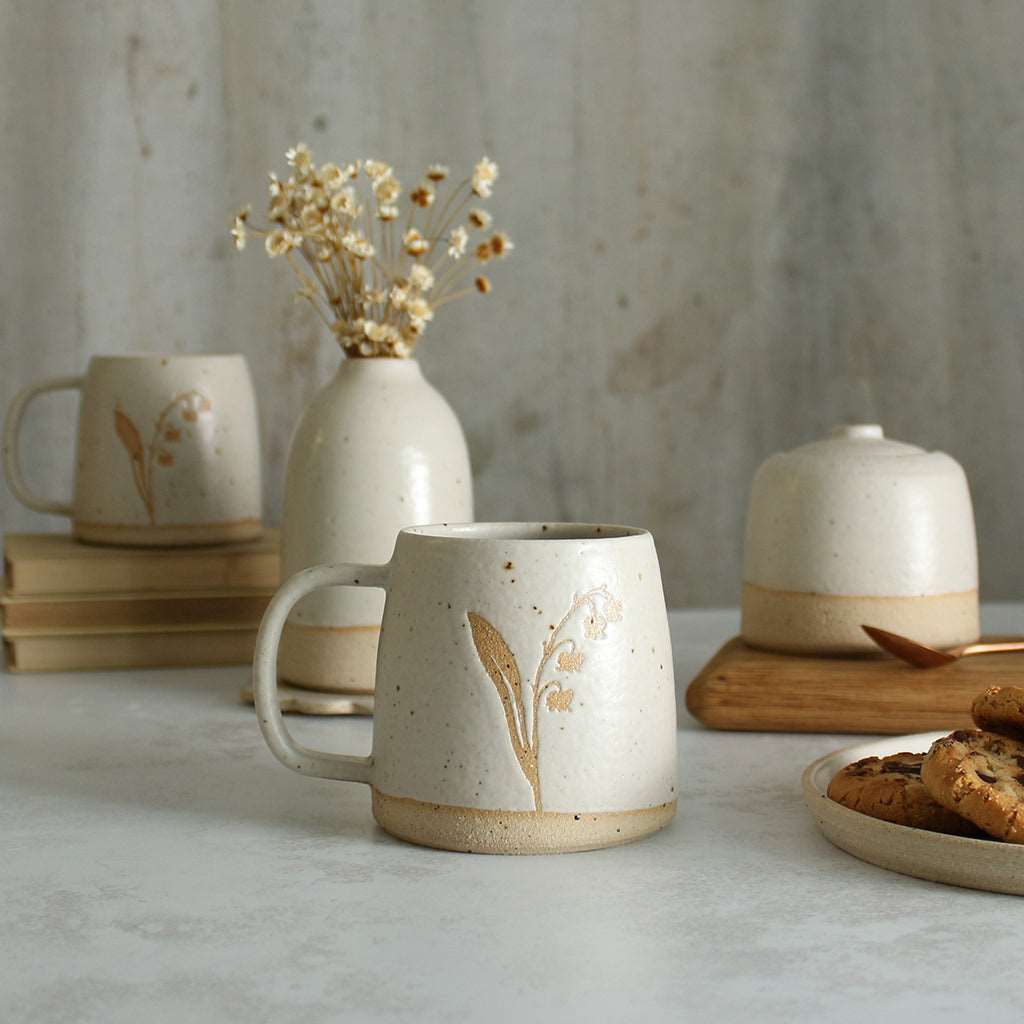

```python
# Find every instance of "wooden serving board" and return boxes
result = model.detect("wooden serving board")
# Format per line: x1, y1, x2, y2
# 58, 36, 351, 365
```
685, 636, 1023, 734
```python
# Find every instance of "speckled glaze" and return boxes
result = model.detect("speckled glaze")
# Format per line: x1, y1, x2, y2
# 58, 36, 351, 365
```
741, 424, 979, 654
253, 523, 678, 853
3, 354, 262, 546
279, 358, 472, 693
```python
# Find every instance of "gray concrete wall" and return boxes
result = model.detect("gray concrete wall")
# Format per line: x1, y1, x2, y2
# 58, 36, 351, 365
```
3, 0, 1023, 607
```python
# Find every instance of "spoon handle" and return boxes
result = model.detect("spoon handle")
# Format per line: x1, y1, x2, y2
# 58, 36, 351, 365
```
959, 640, 1024, 658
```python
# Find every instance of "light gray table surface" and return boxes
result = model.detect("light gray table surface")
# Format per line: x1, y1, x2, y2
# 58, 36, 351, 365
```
3, 605, 1023, 1024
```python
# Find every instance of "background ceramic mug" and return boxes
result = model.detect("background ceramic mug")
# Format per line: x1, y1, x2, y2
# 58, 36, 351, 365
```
3, 353, 263, 546
254, 522, 678, 854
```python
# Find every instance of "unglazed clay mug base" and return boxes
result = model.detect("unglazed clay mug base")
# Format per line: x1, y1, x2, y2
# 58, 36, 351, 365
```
3, 354, 263, 547
253, 523, 678, 854
740, 424, 979, 655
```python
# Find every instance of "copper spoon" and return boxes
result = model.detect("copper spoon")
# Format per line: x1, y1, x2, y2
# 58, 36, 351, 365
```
861, 624, 1024, 669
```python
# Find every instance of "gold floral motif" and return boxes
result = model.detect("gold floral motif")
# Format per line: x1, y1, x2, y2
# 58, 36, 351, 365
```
466, 585, 623, 812
114, 391, 213, 524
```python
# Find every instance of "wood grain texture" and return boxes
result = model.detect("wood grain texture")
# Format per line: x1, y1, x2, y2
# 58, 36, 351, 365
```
3, 2, 1024, 607
685, 636, 1024, 734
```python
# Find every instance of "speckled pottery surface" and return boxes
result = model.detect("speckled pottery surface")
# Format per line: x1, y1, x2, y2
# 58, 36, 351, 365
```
279, 358, 472, 693
3, 354, 263, 546
804, 733, 1024, 896
741, 424, 979, 655
254, 522, 678, 853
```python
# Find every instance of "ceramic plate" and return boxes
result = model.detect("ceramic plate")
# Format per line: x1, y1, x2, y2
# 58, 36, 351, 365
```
240, 684, 374, 716
803, 732, 1024, 895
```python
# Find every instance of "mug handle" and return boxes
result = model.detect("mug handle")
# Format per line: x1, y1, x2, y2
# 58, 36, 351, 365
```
3, 375, 85, 516
253, 561, 390, 783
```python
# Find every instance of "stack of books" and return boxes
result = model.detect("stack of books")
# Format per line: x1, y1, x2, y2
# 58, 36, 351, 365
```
2, 532, 279, 672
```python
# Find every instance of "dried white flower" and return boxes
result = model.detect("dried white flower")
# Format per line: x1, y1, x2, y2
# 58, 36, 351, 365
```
410, 182, 435, 208
265, 229, 299, 256
364, 159, 392, 182
374, 175, 401, 205
489, 231, 514, 258
330, 187, 359, 217
447, 225, 468, 259
389, 284, 408, 310
472, 156, 498, 198
363, 319, 389, 343
231, 206, 250, 250
405, 296, 434, 328
306, 185, 328, 211
300, 204, 323, 229
341, 231, 375, 259
286, 143, 313, 175
269, 195, 290, 223
377, 204, 399, 221
426, 164, 449, 182
319, 163, 344, 191
409, 264, 434, 291
403, 228, 430, 257
468, 208, 492, 230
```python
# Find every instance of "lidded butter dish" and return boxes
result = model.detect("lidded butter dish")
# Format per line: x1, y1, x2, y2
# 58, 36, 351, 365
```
741, 424, 979, 655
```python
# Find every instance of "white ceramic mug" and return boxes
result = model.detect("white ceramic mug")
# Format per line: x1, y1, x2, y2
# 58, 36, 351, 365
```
3, 354, 263, 546
254, 523, 678, 854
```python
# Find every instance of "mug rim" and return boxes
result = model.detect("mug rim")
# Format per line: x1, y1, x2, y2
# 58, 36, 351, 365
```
88, 352, 246, 363
402, 522, 650, 543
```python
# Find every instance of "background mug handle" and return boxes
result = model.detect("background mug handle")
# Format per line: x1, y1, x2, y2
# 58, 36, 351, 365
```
253, 561, 390, 782
2, 375, 85, 516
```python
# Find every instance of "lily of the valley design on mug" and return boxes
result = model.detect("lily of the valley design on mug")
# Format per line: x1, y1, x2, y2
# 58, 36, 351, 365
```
114, 391, 214, 525
468, 584, 623, 813
253, 523, 678, 855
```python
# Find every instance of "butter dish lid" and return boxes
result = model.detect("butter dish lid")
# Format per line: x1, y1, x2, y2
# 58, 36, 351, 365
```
744, 422, 978, 597
770, 424, 961, 474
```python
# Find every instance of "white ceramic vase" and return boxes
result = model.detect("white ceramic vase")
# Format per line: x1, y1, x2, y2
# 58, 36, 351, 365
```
279, 357, 473, 692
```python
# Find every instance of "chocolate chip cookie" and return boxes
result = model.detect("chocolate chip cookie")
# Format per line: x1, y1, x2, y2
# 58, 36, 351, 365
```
971, 686, 1024, 741
828, 752, 981, 835
921, 730, 1024, 843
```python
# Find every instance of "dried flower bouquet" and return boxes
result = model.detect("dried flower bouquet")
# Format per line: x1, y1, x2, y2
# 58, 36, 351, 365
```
232, 146, 513, 358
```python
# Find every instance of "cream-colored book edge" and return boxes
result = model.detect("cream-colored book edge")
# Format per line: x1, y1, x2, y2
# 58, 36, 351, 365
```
3, 627, 258, 672
3, 530, 279, 596
1, 587, 272, 631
